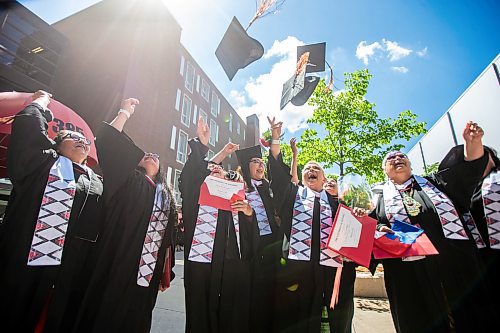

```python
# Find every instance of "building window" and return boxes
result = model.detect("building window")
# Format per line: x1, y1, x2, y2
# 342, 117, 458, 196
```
207, 150, 215, 161
175, 89, 181, 111
173, 169, 182, 205
211, 91, 219, 116
185, 62, 195, 93
201, 79, 210, 101
199, 109, 208, 124
193, 105, 198, 124
181, 94, 192, 127
177, 130, 188, 164
237, 121, 241, 135
229, 113, 233, 132
243, 129, 245, 141
180, 56, 185, 76
166, 167, 173, 187
170, 126, 177, 150
209, 119, 217, 146
196, 75, 200, 92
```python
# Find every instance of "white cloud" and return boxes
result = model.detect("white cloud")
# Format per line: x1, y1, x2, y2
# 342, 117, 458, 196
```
234, 36, 315, 134
391, 66, 409, 73
417, 47, 428, 57
383, 39, 412, 61
229, 90, 246, 108
355, 41, 383, 65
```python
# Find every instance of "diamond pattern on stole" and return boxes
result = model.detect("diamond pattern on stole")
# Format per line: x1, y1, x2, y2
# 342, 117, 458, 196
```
137, 186, 171, 287
188, 205, 241, 263
482, 170, 500, 249
289, 187, 342, 267
28, 157, 76, 266
246, 189, 272, 236
462, 212, 485, 249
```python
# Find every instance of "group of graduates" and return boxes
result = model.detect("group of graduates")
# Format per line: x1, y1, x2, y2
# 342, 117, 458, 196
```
0, 90, 498, 333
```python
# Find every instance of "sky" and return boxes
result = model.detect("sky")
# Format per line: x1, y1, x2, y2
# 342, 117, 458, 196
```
19, 0, 500, 151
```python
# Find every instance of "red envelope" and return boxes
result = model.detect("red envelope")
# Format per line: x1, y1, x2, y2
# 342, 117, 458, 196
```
327, 204, 377, 267
198, 177, 246, 211
373, 232, 439, 259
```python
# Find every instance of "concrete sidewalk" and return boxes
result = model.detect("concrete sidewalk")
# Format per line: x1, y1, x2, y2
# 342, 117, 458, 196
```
151, 252, 395, 333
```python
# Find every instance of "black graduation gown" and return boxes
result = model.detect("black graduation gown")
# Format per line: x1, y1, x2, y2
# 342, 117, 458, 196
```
74, 123, 176, 333
0, 104, 103, 333
372, 156, 493, 333
269, 153, 356, 333
248, 181, 281, 333
180, 139, 259, 333
469, 169, 500, 313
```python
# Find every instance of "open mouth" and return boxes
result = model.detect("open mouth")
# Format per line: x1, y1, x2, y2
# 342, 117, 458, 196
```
394, 161, 405, 169
305, 173, 318, 181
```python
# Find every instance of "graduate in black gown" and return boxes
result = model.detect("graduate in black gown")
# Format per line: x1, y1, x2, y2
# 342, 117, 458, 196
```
267, 117, 359, 333
372, 121, 493, 333
180, 117, 259, 333
235, 145, 280, 333
0, 91, 103, 333
439, 144, 500, 316
74, 98, 176, 333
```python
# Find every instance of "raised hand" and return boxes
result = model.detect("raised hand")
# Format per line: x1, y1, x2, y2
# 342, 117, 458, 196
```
290, 138, 298, 155
462, 121, 484, 145
231, 199, 253, 217
197, 116, 210, 146
223, 142, 239, 155
120, 98, 140, 115
32, 90, 52, 109
267, 116, 283, 140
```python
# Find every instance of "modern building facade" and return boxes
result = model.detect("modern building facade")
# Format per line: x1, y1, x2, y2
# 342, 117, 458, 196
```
406, 53, 500, 174
0, 0, 260, 205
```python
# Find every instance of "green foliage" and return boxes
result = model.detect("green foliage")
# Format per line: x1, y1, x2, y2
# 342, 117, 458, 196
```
340, 184, 373, 210
297, 69, 427, 184
422, 161, 440, 176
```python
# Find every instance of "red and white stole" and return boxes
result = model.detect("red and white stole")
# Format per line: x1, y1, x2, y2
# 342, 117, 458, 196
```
481, 170, 500, 249
289, 187, 342, 268
246, 179, 272, 236
462, 212, 486, 249
28, 156, 76, 266
383, 175, 468, 240
188, 205, 240, 263
137, 182, 171, 287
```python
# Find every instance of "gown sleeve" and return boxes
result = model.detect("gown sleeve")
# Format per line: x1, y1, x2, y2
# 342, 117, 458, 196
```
179, 139, 210, 201
429, 153, 488, 212
268, 152, 297, 215
7, 103, 56, 186
95, 122, 145, 198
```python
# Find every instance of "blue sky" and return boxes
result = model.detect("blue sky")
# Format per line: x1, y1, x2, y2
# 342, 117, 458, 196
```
20, 0, 500, 150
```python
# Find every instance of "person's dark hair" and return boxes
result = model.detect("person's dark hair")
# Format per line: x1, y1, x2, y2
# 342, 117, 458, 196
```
53, 130, 72, 148
136, 165, 176, 213
485, 146, 500, 170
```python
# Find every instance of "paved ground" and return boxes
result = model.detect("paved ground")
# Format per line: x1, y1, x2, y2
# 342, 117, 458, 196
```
151, 252, 396, 333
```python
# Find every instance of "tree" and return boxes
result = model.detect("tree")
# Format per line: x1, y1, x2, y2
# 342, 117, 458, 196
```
422, 161, 440, 176
298, 69, 427, 183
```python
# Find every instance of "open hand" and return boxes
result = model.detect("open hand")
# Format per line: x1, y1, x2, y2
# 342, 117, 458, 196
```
197, 116, 210, 146
462, 121, 484, 145
267, 116, 283, 140
290, 138, 298, 155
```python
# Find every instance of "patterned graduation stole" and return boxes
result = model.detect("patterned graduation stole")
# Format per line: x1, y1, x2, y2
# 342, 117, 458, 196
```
462, 212, 486, 249
246, 183, 272, 236
188, 205, 240, 263
383, 175, 468, 240
137, 184, 171, 287
28, 156, 76, 266
289, 187, 342, 268
482, 170, 500, 249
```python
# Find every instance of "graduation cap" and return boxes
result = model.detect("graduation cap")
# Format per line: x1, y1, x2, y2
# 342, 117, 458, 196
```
215, 17, 265, 81
235, 145, 262, 191
280, 44, 325, 110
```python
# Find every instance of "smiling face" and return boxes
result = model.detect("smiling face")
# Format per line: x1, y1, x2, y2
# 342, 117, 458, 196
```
249, 158, 265, 180
384, 151, 412, 184
323, 178, 338, 196
208, 163, 226, 179
302, 161, 326, 192
138, 152, 160, 177
55, 130, 90, 164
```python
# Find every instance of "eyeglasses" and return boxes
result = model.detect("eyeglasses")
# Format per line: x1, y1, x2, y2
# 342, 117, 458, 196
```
60, 133, 91, 145
386, 153, 407, 162
144, 153, 160, 160
250, 159, 266, 167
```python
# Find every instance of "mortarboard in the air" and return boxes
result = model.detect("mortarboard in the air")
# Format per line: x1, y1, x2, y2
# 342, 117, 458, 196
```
297, 42, 326, 74
280, 47, 323, 109
235, 145, 263, 191
215, 17, 265, 81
